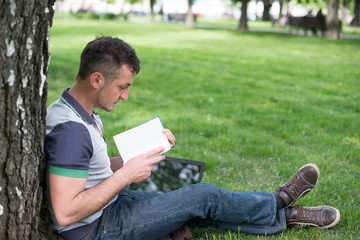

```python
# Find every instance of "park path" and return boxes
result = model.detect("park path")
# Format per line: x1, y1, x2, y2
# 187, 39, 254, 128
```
195, 22, 360, 39
129, 16, 360, 39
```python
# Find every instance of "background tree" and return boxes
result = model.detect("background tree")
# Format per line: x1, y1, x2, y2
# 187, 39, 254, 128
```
278, 0, 285, 19
262, 0, 273, 21
354, 0, 360, 25
326, 0, 340, 38
0, 0, 56, 239
149, 0, 156, 22
186, 0, 195, 28
232, 0, 249, 31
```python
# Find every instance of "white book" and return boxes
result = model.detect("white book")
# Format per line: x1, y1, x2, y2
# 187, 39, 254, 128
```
113, 117, 171, 164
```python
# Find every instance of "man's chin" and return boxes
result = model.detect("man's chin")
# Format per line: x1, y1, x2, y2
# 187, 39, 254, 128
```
100, 106, 114, 112
97, 103, 116, 112
105, 106, 114, 112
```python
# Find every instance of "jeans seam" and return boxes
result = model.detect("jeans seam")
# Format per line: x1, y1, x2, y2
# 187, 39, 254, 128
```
270, 193, 277, 225
102, 206, 112, 234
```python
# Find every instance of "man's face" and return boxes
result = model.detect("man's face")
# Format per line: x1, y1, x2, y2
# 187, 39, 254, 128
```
95, 65, 134, 112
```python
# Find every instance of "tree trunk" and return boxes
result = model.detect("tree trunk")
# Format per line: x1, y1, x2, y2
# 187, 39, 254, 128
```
0, 0, 56, 239
354, 0, 360, 26
186, 0, 194, 28
263, 0, 271, 21
149, 0, 155, 22
238, 0, 248, 31
278, 0, 284, 20
326, 0, 340, 39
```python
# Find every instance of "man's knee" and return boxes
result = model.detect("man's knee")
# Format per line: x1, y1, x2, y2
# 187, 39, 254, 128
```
187, 183, 220, 201
198, 182, 217, 191
187, 183, 217, 192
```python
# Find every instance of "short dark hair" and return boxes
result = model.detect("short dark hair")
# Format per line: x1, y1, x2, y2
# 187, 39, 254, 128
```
77, 36, 140, 81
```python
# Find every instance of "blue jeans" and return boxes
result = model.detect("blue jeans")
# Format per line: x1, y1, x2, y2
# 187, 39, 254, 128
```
84, 183, 286, 240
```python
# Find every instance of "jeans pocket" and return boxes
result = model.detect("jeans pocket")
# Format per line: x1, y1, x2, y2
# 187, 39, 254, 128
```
101, 192, 131, 236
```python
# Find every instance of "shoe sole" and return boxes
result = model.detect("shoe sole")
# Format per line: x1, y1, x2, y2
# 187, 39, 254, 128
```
287, 206, 341, 229
282, 163, 320, 207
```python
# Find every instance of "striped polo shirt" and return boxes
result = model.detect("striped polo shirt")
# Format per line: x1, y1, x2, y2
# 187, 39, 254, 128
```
45, 88, 117, 236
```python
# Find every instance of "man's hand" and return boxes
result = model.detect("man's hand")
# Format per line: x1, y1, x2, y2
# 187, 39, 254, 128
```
120, 147, 165, 183
162, 128, 176, 147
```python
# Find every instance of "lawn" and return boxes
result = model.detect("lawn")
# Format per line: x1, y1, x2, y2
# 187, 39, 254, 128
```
47, 15, 360, 239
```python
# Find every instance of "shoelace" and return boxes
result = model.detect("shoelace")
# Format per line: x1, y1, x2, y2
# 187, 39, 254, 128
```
297, 207, 319, 224
279, 173, 307, 201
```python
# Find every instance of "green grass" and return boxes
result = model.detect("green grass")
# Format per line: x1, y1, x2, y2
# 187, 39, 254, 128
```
47, 15, 360, 239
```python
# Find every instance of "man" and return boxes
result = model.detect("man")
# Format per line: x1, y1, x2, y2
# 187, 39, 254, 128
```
45, 37, 340, 240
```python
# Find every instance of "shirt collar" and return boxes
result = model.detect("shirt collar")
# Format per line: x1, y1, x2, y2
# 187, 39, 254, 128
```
60, 88, 96, 125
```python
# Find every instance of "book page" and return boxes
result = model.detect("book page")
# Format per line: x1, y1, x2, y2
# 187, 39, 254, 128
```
113, 117, 171, 164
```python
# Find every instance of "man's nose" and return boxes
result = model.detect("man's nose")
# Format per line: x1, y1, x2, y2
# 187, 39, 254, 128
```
120, 89, 129, 101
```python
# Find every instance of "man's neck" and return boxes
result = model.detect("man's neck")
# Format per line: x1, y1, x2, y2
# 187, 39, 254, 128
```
68, 81, 95, 116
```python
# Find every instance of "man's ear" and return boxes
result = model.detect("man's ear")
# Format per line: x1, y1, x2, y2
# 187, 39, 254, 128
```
89, 72, 105, 89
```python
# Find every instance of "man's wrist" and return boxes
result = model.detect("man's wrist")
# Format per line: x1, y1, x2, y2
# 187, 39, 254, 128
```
113, 167, 132, 188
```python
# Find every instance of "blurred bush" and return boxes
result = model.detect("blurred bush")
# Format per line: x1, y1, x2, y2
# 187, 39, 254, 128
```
74, 11, 100, 19
102, 12, 117, 20
74, 11, 128, 21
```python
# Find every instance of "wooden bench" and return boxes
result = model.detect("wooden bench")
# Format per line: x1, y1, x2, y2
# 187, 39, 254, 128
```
167, 13, 198, 23
288, 15, 326, 36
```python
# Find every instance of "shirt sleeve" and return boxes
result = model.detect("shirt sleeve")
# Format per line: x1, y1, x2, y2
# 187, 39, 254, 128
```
45, 121, 93, 178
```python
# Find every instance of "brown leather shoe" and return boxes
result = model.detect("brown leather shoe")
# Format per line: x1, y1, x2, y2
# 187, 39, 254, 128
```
287, 205, 340, 229
276, 163, 320, 208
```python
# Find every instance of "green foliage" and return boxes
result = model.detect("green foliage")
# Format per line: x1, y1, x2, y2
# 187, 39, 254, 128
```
126, 0, 141, 5
74, 11, 100, 19
73, 12, 128, 21
102, 12, 118, 20
48, 16, 360, 239
231, 0, 244, 5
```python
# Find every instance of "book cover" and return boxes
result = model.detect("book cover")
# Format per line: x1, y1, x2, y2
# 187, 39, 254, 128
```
113, 117, 171, 164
